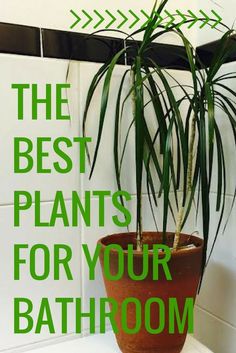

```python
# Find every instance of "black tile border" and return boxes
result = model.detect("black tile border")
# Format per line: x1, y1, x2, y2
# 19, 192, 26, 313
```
0, 22, 40, 57
125, 39, 190, 70
0, 22, 190, 70
196, 35, 236, 68
0, 22, 236, 70
42, 29, 191, 70
42, 29, 125, 65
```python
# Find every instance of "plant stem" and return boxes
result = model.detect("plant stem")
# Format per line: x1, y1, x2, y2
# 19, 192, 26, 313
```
131, 69, 143, 251
137, 199, 143, 251
187, 116, 196, 192
173, 116, 196, 250
173, 206, 184, 250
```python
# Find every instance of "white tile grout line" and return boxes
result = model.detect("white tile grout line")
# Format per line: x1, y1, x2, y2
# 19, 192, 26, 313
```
39, 28, 44, 58
0, 190, 234, 208
195, 304, 236, 331
123, 39, 128, 66
0, 198, 75, 208
77, 56, 85, 326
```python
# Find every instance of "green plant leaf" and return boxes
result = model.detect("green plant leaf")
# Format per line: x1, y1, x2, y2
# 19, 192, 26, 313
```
89, 48, 126, 178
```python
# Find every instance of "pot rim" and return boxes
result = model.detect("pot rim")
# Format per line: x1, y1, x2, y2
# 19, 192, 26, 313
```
97, 231, 204, 259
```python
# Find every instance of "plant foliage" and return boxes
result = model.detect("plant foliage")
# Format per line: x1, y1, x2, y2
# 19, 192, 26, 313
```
83, 0, 236, 279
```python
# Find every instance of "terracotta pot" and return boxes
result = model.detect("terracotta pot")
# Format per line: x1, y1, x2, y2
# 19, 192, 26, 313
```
98, 232, 203, 353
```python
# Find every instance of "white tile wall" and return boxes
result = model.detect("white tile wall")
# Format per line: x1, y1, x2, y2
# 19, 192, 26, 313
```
0, 25, 235, 353
200, 194, 236, 304
194, 194, 236, 352
193, 174, 236, 352
192, 6, 236, 351
0, 201, 82, 350
196, 0, 235, 46
210, 62, 236, 197
0, 54, 82, 351
0, 55, 81, 205
194, 305, 236, 353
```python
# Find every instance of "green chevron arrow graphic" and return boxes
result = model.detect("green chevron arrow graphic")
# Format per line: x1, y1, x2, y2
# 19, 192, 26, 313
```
105, 10, 116, 28
69, 9, 223, 31
199, 10, 210, 28
129, 9, 140, 29
176, 10, 187, 29
165, 10, 175, 28
141, 10, 151, 28
151, 12, 164, 29
70, 10, 81, 29
211, 9, 222, 28
155, 12, 164, 27
188, 10, 199, 28
82, 10, 92, 29
94, 10, 104, 29
117, 10, 128, 29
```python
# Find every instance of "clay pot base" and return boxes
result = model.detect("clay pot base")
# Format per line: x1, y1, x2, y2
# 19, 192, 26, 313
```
118, 339, 183, 353
119, 347, 182, 353
99, 232, 203, 353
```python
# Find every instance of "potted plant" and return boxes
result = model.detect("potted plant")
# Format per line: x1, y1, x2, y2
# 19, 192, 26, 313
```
82, 1, 236, 352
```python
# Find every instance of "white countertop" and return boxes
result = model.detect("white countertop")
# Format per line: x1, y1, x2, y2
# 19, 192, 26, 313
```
27, 332, 213, 353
